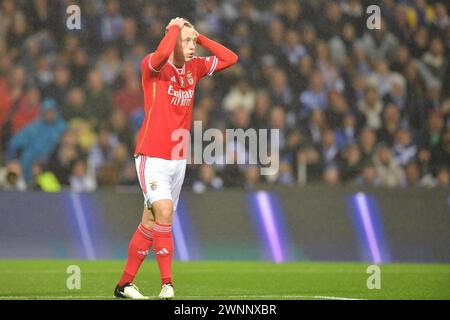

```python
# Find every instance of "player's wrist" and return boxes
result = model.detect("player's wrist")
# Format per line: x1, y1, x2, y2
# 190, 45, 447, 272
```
196, 34, 206, 45
166, 25, 181, 34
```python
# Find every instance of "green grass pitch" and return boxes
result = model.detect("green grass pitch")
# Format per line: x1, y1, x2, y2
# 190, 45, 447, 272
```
0, 260, 449, 300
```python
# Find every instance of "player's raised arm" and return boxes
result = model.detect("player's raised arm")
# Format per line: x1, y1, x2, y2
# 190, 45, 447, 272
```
146, 18, 185, 72
196, 33, 238, 73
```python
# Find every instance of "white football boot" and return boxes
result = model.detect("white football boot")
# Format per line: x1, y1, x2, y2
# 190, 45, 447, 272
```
158, 284, 174, 300
114, 283, 149, 299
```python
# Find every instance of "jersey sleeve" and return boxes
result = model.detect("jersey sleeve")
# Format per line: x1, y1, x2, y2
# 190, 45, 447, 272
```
192, 56, 219, 79
141, 53, 160, 76
141, 25, 180, 76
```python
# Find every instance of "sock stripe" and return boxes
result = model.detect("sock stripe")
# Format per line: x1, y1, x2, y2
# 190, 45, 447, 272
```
138, 225, 153, 239
153, 224, 172, 232
155, 223, 172, 227
139, 223, 153, 233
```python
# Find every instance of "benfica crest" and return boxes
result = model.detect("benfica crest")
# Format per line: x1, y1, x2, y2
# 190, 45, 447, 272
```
149, 181, 157, 191
187, 71, 194, 85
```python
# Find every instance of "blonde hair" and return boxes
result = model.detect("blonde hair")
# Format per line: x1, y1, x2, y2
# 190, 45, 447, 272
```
182, 18, 194, 29
165, 18, 194, 34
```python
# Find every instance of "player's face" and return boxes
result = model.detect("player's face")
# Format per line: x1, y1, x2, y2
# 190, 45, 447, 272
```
178, 26, 197, 62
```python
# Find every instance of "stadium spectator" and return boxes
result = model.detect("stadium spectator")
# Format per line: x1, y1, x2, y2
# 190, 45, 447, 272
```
435, 167, 450, 187
323, 165, 340, 185
117, 161, 139, 187
69, 158, 97, 192
404, 161, 421, 187
269, 69, 293, 109
70, 48, 90, 88
42, 65, 71, 106
30, 161, 61, 192
319, 128, 340, 168
430, 127, 450, 175
377, 103, 402, 146
112, 70, 143, 117
223, 78, 255, 113
297, 144, 323, 184
100, 0, 124, 44
338, 144, 364, 183
109, 108, 135, 154
96, 44, 122, 86
96, 142, 129, 188
276, 161, 296, 186
269, 106, 288, 150
6, 98, 66, 182
10, 86, 41, 135
61, 87, 88, 122
249, 89, 271, 130
329, 22, 357, 68
421, 37, 447, 84
358, 86, 384, 130
243, 165, 264, 190
419, 110, 444, 149
392, 128, 417, 166
325, 91, 348, 129
192, 164, 224, 193
373, 144, 405, 188
0, 159, 26, 191
358, 18, 398, 60
87, 125, 119, 174
305, 109, 327, 146
335, 112, 359, 149
47, 129, 83, 186
355, 162, 380, 187
85, 69, 112, 127
298, 71, 328, 119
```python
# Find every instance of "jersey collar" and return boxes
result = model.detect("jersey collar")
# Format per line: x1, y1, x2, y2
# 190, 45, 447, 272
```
168, 60, 185, 75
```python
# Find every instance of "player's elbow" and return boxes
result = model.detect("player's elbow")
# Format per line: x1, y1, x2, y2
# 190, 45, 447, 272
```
155, 49, 172, 62
230, 52, 238, 65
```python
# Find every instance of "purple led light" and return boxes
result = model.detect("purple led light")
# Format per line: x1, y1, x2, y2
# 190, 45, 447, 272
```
173, 212, 190, 261
70, 192, 96, 260
256, 191, 284, 263
355, 192, 382, 264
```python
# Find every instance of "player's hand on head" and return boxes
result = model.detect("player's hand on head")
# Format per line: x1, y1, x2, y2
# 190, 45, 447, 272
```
166, 17, 186, 31
192, 28, 199, 38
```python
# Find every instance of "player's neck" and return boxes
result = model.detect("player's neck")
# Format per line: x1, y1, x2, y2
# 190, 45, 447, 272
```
169, 54, 185, 68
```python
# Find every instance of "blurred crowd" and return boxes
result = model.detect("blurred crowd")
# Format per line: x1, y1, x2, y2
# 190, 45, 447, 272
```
0, 0, 449, 193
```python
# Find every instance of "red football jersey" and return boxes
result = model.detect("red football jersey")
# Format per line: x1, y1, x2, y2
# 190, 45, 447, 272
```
134, 54, 218, 159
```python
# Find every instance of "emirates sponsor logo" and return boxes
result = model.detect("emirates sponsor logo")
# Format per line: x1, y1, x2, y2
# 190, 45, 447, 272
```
168, 84, 193, 107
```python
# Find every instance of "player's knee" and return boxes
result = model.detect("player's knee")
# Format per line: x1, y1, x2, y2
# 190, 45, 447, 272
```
156, 207, 173, 224
141, 216, 155, 229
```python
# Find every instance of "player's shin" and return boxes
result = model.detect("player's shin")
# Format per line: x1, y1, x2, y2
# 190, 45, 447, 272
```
153, 222, 174, 285
118, 224, 154, 286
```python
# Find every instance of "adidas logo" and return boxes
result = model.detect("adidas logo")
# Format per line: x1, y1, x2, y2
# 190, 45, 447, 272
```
156, 248, 169, 255
171, 76, 176, 82
137, 250, 150, 256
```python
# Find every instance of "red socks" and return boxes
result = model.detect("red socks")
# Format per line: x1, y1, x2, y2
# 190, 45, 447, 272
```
118, 222, 174, 287
118, 224, 153, 286
153, 222, 174, 285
